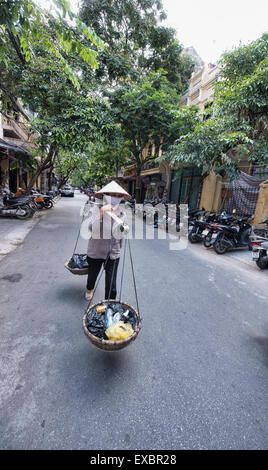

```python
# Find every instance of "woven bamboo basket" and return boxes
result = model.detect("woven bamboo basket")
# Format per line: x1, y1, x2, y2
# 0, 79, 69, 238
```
65, 257, 89, 275
83, 300, 142, 351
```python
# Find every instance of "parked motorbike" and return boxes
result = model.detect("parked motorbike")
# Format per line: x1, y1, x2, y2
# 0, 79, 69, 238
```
213, 216, 253, 254
202, 212, 236, 248
143, 199, 168, 227
2, 191, 37, 215
250, 220, 268, 269
30, 191, 54, 209
0, 203, 33, 219
187, 209, 213, 243
0, 192, 34, 219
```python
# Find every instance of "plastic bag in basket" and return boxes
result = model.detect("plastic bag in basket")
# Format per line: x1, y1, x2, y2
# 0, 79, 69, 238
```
105, 321, 134, 341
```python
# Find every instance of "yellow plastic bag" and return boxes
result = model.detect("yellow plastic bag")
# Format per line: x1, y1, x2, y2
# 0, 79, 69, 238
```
105, 321, 134, 341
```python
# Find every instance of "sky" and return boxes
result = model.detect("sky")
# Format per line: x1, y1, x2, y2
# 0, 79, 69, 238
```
161, 0, 268, 63
39, 0, 268, 64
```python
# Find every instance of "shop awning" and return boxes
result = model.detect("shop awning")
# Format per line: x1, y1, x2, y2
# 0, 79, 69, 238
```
122, 174, 136, 180
0, 138, 31, 156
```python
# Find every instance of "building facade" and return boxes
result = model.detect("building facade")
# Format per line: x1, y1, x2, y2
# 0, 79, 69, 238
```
179, 50, 268, 220
180, 62, 220, 111
0, 106, 51, 193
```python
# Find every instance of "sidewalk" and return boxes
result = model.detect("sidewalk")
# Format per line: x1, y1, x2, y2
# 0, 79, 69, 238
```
153, 217, 268, 274
0, 212, 45, 261
0, 195, 62, 261
187, 237, 268, 275
226, 248, 255, 267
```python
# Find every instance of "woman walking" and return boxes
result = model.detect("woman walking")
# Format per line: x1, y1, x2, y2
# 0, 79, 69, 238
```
85, 181, 131, 301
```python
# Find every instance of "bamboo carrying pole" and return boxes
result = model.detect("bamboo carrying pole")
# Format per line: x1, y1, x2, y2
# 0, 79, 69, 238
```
88, 201, 130, 238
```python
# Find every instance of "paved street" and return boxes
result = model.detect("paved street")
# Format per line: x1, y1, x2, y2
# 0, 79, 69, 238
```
0, 193, 267, 450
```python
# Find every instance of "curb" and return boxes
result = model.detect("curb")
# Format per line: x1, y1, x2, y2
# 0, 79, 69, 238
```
0, 196, 61, 261
0, 210, 47, 259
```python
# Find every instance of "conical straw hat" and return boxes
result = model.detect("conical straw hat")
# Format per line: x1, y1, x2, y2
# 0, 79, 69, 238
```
95, 180, 131, 200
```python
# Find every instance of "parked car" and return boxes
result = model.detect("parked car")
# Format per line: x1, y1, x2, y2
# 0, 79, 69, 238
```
60, 186, 74, 197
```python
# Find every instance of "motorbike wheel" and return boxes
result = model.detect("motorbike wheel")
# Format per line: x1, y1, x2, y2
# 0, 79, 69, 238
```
36, 202, 44, 210
203, 234, 212, 248
188, 230, 199, 244
44, 201, 53, 209
256, 257, 268, 270
16, 206, 32, 219
213, 235, 229, 255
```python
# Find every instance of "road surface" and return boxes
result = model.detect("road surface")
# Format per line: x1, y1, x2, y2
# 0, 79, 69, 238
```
0, 192, 267, 450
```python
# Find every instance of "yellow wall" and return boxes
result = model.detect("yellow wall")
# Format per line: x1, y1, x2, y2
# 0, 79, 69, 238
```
199, 173, 222, 211
253, 180, 268, 226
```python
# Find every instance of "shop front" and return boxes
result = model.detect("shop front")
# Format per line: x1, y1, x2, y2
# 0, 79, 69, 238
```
169, 166, 203, 209
121, 162, 170, 202
0, 138, 35, 192
142, 173, 167, 201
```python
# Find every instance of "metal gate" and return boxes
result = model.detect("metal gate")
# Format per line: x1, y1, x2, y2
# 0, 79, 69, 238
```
169, 167, 203, 210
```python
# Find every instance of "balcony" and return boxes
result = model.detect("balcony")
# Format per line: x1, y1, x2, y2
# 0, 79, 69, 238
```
189, 82, 201, 95
189, 89, 200, 103
141, 166, 161, 176
2, 115, 30, 142
192, 69, 202, 83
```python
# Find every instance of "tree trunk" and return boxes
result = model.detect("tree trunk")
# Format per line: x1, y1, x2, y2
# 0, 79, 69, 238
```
57, 168, 74, 190
135, 167, 142, 203
58, 177, 68, 190
47, 165, 54, 190
25, 145, 55, 194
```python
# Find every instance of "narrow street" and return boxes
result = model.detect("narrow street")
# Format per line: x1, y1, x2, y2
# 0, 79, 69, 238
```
0, 193, 267, 450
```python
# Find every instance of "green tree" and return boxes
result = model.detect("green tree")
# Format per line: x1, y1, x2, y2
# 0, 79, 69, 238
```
71, 128, 130, 187
78, 1, 195, 197
0, 37, 115, 192
110, 71, 199, 201
79, 0, 194, 90
54, 152, 86, 189
214, 33, 268, 166
165, 34, 268, 180
166, 118, 252, 181
0, 0, 103, 92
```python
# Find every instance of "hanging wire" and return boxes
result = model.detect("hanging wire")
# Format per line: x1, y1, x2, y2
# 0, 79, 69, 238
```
107, 255, 117, 300
119, 237, 127, 302
127, 238, 140, 316
73, 203, 87, 255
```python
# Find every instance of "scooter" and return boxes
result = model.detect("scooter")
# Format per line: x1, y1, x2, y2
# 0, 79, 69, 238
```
143, 199, 167, 227
30, 191, 53, 209
202, 212, 236, 248
213, 217, 253, 254
160, 207, 205, 233
250, 220, 268, 269
1, 191, 37, 216
188, 209, 214, 243
0, 195, 33, 219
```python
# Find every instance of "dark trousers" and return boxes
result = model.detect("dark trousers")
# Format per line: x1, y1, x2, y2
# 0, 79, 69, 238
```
86, 256, 119, 300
